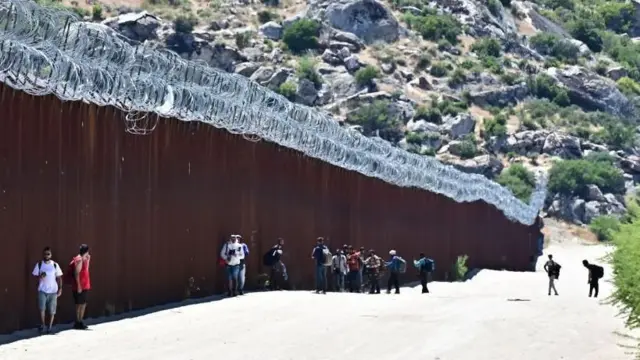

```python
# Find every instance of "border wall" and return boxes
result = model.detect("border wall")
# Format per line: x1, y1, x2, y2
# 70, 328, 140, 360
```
0, 84, 539, 334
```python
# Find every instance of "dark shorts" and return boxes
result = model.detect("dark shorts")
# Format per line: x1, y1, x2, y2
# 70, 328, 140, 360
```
72, 290, 89, 305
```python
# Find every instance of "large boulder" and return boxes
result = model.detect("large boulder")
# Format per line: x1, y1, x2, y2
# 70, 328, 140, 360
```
468, 83, 529, 107
547, 196, 586, 224
307, 0, 400, 43
542, 133, 582, 159
259, 21, 283, 40
506, 130, 550, 155
546, 66, 638, 121
437, 154, 504, 179
440, 113, 476, 139
102, 11, 161, 43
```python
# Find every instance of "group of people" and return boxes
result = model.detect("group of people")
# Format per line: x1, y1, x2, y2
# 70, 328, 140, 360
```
543, 254, 604, 297
31, 244, 92, 334
218, 235, 436, 297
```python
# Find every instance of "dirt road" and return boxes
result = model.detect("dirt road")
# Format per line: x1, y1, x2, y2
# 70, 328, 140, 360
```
0, 243, 635, 360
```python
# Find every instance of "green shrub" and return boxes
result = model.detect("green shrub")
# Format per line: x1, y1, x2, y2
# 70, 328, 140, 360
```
610, 198, 640, 335
448, 68, 467, 87
436, 99, 468, 117
235, 31, 253, 49
590, 215, 621, 240
277, 81, 297, 100
402, 11, 461, 44
282, 19, 320, 54
568, 18, 603, 53
471, 38, 501, 58
257, 10, 277, 24
458, 135, 478, 159
346, 100, 403, 142
590, 122, 637, 149
597, 2, 635, 34
91, 4, 103, 20
296, 56, 322, 87
452, 254, 469, 281
500, 72, 522, 86
548, 157, 626, 197
483, 113, 508, 138
406, 132, 425, 145
497, 163, 536, 203
354, 65, 380, 87
430, 62, 448, 77
487, 0, 501, 17
617, 77, 640, 96
481, 56, 504, 75
527, 74, 571, 106
414, 106, 443, 124
530, 32, 580, 63
174, 15, 197, 34
415, 54, 431, 70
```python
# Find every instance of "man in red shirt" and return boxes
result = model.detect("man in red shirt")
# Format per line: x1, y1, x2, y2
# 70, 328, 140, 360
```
71, 244, 91, 330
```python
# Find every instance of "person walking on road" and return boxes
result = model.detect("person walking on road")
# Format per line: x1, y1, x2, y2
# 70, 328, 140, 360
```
32, 247, 63, 334
311, 237, 329, 294
413, 253, 434, 294
220, 235, 243, 297
385, 250, 403, 294
583, 260, 604, 298
543, 254, 560, 296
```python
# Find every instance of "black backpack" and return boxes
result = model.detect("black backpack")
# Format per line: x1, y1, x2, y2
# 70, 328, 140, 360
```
263, 249, 276, 267
592, 265, 604, 279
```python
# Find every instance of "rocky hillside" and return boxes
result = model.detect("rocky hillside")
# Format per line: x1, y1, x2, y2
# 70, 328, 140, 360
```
46, 0, 640, 227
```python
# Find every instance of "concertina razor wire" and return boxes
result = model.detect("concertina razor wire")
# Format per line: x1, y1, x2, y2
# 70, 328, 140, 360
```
0, 0, 547, 226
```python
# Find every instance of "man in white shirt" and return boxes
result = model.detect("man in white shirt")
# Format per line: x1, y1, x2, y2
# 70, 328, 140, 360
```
31, 247, 63, 334
220, 235, 243, 297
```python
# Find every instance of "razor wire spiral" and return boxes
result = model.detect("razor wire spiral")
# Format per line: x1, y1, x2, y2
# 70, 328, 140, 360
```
0, 0, 547, 226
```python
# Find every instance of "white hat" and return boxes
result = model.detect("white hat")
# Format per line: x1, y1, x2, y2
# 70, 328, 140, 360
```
389, 250, 396, 255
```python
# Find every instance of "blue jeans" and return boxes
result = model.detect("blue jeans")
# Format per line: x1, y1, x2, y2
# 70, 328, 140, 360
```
315, 265, 326, 292
239, 265, 246, 291
226, 264, 240, 289
37, 291, 57, 314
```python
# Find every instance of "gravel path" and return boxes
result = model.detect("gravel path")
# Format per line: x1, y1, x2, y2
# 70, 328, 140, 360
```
0, 243, 635, 360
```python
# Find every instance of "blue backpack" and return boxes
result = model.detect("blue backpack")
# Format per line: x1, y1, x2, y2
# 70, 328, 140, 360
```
423, 258, 435, 272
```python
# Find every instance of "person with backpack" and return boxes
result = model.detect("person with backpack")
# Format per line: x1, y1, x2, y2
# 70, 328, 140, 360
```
364, 249, 382, 294
220, 235, 243, 297
263, 238, 285, 290
543, 254, 560, 296
66, 244, 91, 330
237, 235, 249, 295
413, 253, 434, 293
346, 246, 361, 293
31, 246, 63, 334
385, 250, 405, 294
331, 249, 348, 292
311, 237, 329, 294
583, 260, 604, 298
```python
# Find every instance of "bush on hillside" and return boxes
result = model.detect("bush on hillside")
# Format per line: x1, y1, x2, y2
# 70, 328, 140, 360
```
458, 134, 478, 159
282, 19, 320, 53
414, 106, 443, 124
610, 198, 640, 334
277, 82, 297, 101
589, 215, 621, 241
430, 62, 449, 77
529, 32, 580, 63
616, 77, 640, 96
497, 163, 536, 203
402, 11, 461, 44
346, 100, 403, 143
547, 156, 625, 197
174, 15, 197, 34
527, 74, 571, 106
597, 2, 635, 34
354, 65, 380, 87
471, 38, 502, 58
296, 56, 322, 87
568, 18, 603, 53
483, 113, 508, 138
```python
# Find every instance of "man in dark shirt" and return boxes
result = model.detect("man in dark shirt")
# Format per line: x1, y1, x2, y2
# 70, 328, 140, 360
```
583, 260, 602, 298
311, 237, 328, 294
269, 238, 285, 290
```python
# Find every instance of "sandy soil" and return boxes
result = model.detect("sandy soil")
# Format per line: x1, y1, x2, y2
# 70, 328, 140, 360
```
0, 243, 636, 360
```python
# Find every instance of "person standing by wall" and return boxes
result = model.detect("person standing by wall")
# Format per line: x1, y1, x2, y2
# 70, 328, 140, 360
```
346, 246, 361, 292
68, 244, 91, 330
358, 246, 366, 292
385, 250, 403, 294
237, 235, 249, 295
331, 249, 347, 292
32, 247, 63, 334
311, 237, 328, 294
263, 238, 285, 290
220, 235, 243, 297
364, 249, 382, 294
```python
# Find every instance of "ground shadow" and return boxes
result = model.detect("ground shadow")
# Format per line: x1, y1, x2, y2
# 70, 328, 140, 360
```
0, 291, 249, 346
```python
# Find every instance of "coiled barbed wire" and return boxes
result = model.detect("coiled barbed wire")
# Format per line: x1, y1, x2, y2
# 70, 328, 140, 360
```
0, 0, 547, 225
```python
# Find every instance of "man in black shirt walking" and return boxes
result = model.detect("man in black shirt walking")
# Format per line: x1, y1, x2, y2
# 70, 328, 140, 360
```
583, 260, 604, 298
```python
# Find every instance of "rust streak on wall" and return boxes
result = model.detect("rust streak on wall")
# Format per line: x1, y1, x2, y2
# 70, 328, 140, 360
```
0, 84, 539, 334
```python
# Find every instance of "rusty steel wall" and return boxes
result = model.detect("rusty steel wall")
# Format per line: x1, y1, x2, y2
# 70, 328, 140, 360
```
0, 84, 540, 334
